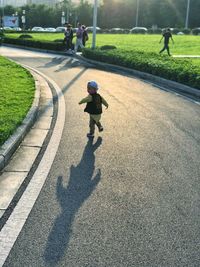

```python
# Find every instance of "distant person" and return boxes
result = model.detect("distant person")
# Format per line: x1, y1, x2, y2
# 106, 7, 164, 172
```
159, 28, 174, 56
82, 25, 89, 47
74, 22, 84, 53
64, 23, 73, 52
79, 81, 109, 138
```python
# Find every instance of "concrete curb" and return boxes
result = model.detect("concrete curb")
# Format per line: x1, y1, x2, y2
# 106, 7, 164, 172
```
3, 43, 200, 99
75, 54, 200, 99
2, 43, 66, 56
0, 71, 40, 172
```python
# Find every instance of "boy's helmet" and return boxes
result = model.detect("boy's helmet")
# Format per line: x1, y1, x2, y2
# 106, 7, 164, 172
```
87, 81, 98, 90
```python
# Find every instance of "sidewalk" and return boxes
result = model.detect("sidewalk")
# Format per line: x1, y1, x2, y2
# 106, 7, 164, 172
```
172, 55, 200, 58
0, 69, 54, 221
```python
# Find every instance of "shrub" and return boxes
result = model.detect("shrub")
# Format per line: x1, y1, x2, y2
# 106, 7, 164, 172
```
3, 37, 64, 51
82, 48, 200, 89
54, 39, 64, 42
171, 28, 180, 34
148, 28, 162, 34
19, 34, 33, 39
192, 28, 200, 35
181, 28, 191, 34
100, 45, 117, 50
0, 31, 4, 45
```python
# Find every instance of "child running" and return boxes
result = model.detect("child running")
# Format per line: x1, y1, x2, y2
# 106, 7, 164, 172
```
79, 81, 109, 137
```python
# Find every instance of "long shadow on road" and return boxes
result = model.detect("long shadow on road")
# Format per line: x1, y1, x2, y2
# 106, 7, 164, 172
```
44, 137, 102, 266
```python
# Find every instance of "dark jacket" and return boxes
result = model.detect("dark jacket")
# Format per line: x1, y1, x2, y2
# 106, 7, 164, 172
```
64, 29, 73, 40
84, 93, 102, 115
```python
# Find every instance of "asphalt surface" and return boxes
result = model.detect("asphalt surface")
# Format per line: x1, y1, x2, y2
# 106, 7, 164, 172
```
0, 47, 200, 267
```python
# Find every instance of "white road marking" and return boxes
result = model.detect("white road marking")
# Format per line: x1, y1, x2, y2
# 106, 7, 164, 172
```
150, 84, 200, 106
0, 46, 60, 58
0, 67, 66, 267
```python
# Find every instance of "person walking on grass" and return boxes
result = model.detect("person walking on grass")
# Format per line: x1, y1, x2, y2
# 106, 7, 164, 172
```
74, 22, 84, 53
64, 23, 73, 52
82, 25, 89, 47
79, 81, 109, 138
159, 28, 174, 56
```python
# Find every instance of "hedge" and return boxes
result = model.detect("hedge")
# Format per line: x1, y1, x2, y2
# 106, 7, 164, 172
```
82, 48, 200, 89
3, 36, 64, 51
2, 37, 200, 89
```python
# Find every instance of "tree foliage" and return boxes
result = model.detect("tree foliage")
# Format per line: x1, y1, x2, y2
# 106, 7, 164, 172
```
0, 0, 199, 29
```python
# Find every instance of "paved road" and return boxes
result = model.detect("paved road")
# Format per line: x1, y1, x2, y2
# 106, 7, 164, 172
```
0, 47, 200, 267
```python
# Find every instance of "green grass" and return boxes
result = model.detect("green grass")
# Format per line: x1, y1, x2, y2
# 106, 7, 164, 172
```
5, 33, 200, 72
5, 33, 200, 55
0, 56, 35, 146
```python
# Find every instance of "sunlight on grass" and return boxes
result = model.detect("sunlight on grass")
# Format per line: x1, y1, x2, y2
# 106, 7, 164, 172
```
0, 56, 35, 146
5, 33, 200, 55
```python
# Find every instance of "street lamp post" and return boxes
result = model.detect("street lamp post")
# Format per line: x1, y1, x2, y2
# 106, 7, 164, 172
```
92, 0, 98, 49
21, 10, 26, 31
135, 0, 139, 27
185, 0, 190, 29
61, 11, 65, 26
0, 0, 4, 29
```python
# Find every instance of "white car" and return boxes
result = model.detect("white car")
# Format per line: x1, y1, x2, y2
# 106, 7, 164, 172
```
31, 27, 44, 32
44, 27, 56, 32
130, 27, 147, 33
86, 26, 101, 32
13, 27, 22, 31
56, 27, 66, 32
3, 27, 14, 31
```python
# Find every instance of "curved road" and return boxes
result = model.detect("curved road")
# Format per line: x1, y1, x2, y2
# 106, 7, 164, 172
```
0, 47, 200, 267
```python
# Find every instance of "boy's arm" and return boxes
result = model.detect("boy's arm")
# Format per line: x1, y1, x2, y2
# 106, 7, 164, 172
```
101, 96, 109, 108
79, 95, 92, 105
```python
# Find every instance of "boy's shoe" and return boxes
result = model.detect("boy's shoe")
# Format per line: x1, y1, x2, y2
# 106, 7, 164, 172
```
87, 133, 94, 138
99, 127, 104, 132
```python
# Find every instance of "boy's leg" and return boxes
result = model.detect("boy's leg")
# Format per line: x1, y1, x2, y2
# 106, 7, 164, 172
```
96, 121, 103, 132
88, 116, 95, 136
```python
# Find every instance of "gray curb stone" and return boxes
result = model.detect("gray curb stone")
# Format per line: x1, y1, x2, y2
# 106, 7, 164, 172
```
75, 54, 200, 99
0, 72, 40, 172
3, 44, 200, 99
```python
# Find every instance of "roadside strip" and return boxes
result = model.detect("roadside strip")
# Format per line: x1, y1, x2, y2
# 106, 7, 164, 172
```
0, 67, 65, 266
74, 54, 200, 101
0, 71, 40, 171
3, 44, 199, 100
0, 70, 54, 220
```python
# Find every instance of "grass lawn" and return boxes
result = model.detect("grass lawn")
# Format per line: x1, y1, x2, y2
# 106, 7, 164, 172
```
5, 33, 200, 55
5, 33, 200, 76
0, 56, 35, 146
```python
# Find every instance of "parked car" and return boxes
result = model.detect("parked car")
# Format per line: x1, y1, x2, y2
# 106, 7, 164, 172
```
109, 28, 124, 33
192, 27, 200, 35
73, 27, 78, 33
130, 27, 147, 33
13, 27, 22, 31
44, 27, 56, 32
31, 27, 44, 32
3, 27, 14, 31
86, 26, 101, 32
56, 26, 66, 32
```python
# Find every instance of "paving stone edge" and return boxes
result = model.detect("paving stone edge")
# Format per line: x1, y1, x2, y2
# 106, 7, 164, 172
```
4, 44, 199, 99
75, 54, 200, 99
0, 71, 40, 172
